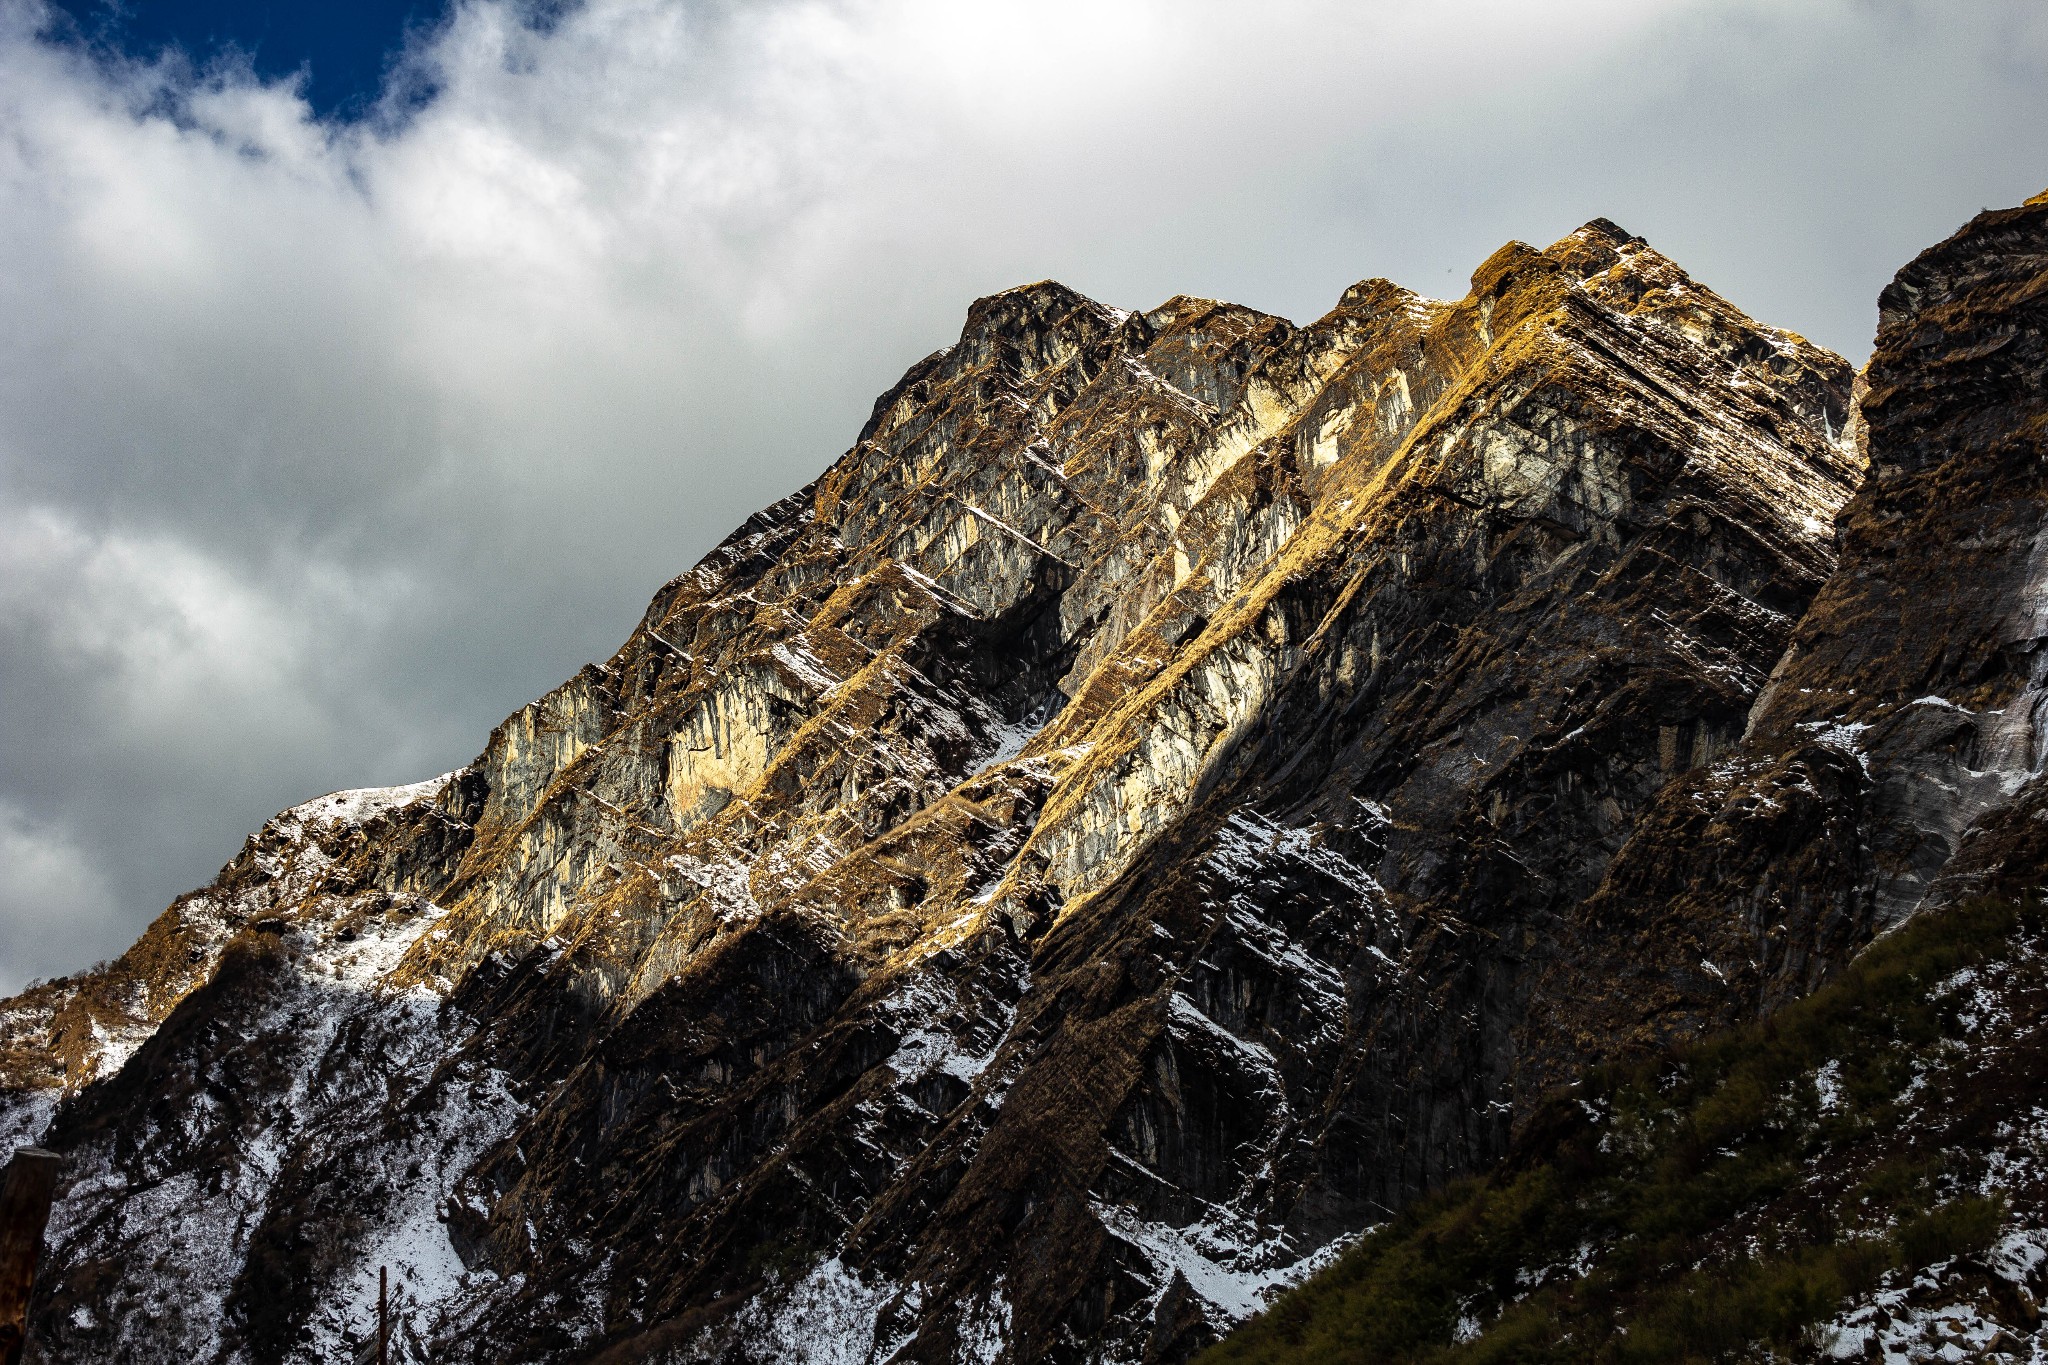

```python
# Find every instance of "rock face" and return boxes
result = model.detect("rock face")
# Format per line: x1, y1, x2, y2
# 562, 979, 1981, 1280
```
1219, 186, 2048, 1365
0, 213, 1880, 1364
1212, 194, 2048, 1361
1520, 189, 2048, 1095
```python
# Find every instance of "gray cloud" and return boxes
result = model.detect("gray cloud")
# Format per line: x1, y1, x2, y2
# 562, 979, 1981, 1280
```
0, 0, 2042, 990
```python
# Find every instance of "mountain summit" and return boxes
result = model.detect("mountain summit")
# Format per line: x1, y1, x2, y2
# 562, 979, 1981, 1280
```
4, 196, 2040, 1364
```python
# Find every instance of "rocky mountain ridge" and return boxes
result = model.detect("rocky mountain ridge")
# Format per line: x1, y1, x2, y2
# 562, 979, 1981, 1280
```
1217, 186, 2048, 1364
2, 191, 2036, 1364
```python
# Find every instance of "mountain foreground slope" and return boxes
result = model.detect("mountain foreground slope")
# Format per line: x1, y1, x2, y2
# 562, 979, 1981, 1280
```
0, 192, 2038, 1364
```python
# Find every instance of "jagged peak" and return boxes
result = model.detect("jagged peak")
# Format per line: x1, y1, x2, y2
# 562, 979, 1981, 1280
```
957, 278, 1114, 339
1335, 276, 1427, 313
1139, 293, 1287, 332
1142, 293, 1221, 329
1466, 219, 1655, 304
949, 278, 1127, 385
982, 276, 1093, 305
1468, 237, 1544, 299
1877, 188, 2048, 336
1542, 217, 1655, 287
854, 346, 954, 446
1576, 215, 1645, 250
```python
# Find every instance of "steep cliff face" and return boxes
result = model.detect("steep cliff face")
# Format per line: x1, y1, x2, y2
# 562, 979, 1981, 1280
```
1216, 190, 2048, 1364
1520, 189, 2048, 1093
1, 215, 1865, 1364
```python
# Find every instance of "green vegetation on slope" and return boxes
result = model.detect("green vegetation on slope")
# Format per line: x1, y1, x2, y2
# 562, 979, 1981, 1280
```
1205, 897, 2040, 1365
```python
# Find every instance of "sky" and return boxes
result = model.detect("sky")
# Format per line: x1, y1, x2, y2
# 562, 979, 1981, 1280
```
45, 0, 450, 114
0, 0, 2042, 993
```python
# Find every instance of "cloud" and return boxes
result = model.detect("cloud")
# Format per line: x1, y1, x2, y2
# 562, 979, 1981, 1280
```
0, 502, 410, 734
0, 0, 2043, 990
0, 798, 125, 988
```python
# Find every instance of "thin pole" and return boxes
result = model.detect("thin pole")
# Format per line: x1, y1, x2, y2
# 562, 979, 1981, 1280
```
378, 1265, 388, 1365
0, 1147, 61, 1365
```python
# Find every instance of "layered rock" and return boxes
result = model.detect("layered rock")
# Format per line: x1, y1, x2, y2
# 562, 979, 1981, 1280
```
1520, 189, 2048, 1094
0, 217, 1862, 1364
1216, 191, 2048, 1357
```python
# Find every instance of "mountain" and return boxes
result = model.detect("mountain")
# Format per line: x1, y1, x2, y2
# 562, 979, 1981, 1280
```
1211, 189, 2048, 1362
0, 191, 2031, 1365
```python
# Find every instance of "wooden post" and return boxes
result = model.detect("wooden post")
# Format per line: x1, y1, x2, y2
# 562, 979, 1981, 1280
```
378, 1265, 388, 1365
0, 1147, 61, 1365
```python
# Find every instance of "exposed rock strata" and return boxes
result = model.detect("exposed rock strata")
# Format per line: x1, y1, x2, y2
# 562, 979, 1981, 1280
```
1520, 189, 2048, 1096
1217, 189, 2048, 1363
1, 217, 1869, 1364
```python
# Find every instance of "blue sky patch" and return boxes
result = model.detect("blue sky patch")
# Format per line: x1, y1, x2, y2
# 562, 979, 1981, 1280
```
48, 0, 453, 117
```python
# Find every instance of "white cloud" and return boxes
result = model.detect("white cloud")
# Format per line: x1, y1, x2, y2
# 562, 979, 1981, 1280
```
0, 0, 2042, 985
0, 799, 126, 990
0, 503, 411, 736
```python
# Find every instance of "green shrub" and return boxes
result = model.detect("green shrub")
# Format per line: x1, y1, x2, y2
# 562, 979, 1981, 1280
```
1202, 898, 2037, 1365
1897, 1194, 2004, 1270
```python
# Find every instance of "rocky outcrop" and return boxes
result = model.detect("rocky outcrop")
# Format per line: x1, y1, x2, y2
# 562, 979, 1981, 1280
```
1217, 188, 2048, 1365
0, 213, 1872, 1365
1519, 189, 2048, 1097
0, 773, 481, 1145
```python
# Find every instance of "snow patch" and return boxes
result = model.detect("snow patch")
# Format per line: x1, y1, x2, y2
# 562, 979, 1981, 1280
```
1812, 1282, 2010, 1363
1093, 1199, 1358, 1324
663, 852, 760, 924
1167, 992, 1282, 1086
953, 1285, 1011, 1365
885, 972, 1011, 1087
1988, 1225, 2048, 1284
724, 1257, 917, 1365
285, 772, 459, 831
972, 692, 1063, 777
1801, 718, 1873, 774
0, 1087, 55, 1152
1813, 1059, 1845, 1114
